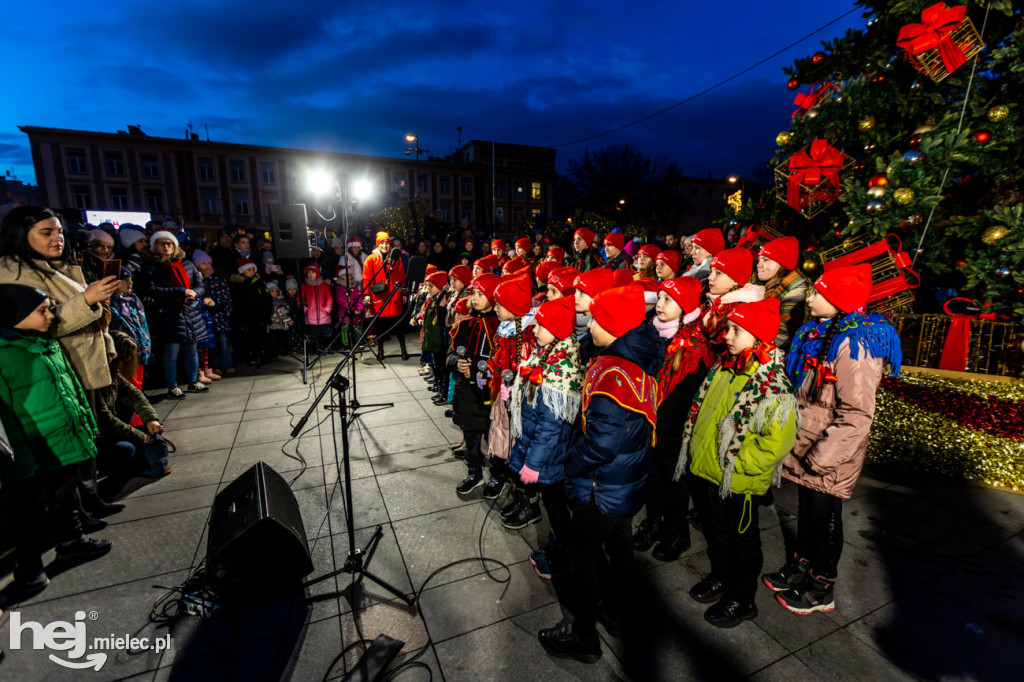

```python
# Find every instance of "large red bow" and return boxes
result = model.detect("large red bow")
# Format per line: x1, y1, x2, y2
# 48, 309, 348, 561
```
723, 344, 773, 371
792, 82, 836, 118
896, 2, 968, 73
787, 140, 845, 211
803, 357, 838, 387
519, 364, 543, 386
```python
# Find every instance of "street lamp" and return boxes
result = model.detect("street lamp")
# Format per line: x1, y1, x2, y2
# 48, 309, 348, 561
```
727, 175, 739, 184
403, 133, 429, 235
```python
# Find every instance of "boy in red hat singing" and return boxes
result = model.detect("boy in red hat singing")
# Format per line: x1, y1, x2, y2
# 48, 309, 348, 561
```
538, 285, 662, 664
567, 227, 604, 272
602, 232, 631, 271
674, 297, 797, 629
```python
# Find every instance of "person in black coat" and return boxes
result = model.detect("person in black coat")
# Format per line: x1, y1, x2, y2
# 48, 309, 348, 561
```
135, 231, 209, 399
209, 229, 239, 276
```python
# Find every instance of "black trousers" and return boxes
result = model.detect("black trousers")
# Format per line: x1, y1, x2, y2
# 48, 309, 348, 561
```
568, 500, 634, 637
463, 430, 486, 474
3, 464, 83, 580
539, 481, 573, 544
690, 476, 762, 603
796, 486, 845, 579
645, 441, 690, 531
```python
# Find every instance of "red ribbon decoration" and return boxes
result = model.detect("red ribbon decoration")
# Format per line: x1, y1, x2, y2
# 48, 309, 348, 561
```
792, 82, 837, 119
822, 234, 920, 304
896, 2, 968, 74
519, 364, 543, 386
803, 356, 839, 387
722, 343, 773, 371
786, 139, 846, 211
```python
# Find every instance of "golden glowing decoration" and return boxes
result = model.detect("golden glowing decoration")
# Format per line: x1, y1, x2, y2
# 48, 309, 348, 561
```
981, 225, 1009, 245
726, 189, 743, 213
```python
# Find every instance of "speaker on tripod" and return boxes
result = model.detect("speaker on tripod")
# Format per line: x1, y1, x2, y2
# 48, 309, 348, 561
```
268, 203, 314, 260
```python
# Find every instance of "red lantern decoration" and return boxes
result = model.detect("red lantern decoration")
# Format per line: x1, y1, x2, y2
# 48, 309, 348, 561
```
787, 77, 800, 90
812, 52, 826, 64
868, 174, 889, 188
909, 134, 924, 150
972, 129, 992, 145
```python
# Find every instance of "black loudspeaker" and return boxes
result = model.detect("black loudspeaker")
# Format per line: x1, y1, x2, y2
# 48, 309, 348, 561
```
206, 462, 313, 594
268, 203, 313, 260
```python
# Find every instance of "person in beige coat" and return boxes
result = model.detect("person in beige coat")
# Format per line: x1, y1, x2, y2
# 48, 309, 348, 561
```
764, 264, 902, 616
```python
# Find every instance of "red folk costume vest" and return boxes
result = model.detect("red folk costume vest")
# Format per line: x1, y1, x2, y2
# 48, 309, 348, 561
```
581, 354, 659, 445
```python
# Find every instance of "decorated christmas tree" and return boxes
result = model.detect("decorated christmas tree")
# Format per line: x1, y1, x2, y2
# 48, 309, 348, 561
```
731, 0, 1022, 331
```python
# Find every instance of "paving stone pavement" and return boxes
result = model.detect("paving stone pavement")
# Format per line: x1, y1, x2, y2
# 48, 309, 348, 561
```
1, 339, 1023, 680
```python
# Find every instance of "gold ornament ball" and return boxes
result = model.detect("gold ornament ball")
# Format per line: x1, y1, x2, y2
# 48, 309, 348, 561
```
981, 225, 1010, 245
893, 187, 915, 205
866, 199, 889, 216
776, 131, 793, 146
987, 105, 1009, 123
805, 108, 820, 119
867, 186, 887, 199
802, 259, 819, 273
858, 117, 876, 132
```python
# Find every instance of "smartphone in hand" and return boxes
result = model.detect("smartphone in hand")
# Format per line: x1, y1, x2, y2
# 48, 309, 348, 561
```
102, 259, 122, 280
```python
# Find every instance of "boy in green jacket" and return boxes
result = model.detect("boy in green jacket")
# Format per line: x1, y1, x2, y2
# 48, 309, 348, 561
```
674, 297, 797, 628
0, 283, 113, 595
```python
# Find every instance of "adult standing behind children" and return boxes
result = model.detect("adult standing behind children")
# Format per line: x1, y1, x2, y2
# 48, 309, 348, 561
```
363, 231, 408, 361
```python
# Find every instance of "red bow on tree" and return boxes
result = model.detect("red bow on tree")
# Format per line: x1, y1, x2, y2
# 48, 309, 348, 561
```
792, 82, 836, 118
723, 344, 773, 371
519, 364, 543, 386
897, 2, 969, 73
803, 356, 838, 387
787, 139, 846, 211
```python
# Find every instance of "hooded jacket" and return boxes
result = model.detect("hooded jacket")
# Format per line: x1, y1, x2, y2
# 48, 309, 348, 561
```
564, 323, 663, 517
136, 248, 208, 344
300, 266, 334, 325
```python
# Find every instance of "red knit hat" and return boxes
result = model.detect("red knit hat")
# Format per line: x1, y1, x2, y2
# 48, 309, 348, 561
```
425, 270, 448, 290
573, 267, 615, 299
502, 257, 529, 276
589, 285, 647, 338
603, 232, 625, 251
491, 239, 505, 254
375, 231, 391, 246
691, 228, 725, 256
535, 260, 557, 285
711, 247, 754, 285
495, 276, 533, 317
637, 243, 661, 261
449, 264, 472, 287
728, 297, 781, 344
239, 258, 258, 274
659, 276, 702, 313
574, 227, 596, 245
612, 269, 634, 287
815, 263, 873, 313
535, 296, 576, 340
656, 249, 683, 274
548, 266, 580, 296
454, 297, 470, 315
474, 254, 500, 273
515, 237, 531, 252
547, 246, 566, 263
759, 236, 800, 271
469, 273, 501, 304
425, 264, 437, 275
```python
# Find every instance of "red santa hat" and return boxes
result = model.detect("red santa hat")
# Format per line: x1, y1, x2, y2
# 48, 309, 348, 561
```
515, 237, 531, 252
637, 243, 661, 261
474, 254, 500, 273
728, 297, 781, 344
815, 263, 873, 313
548, 266, 581, 296
711, 247, 754, 285
589, 285, 647, 339
656, 249, 683, 274
759, 236, 799, 271
535, 260, 557, 285
425, 270, 448, 290
347, 236, 363, 249
603, 232, 625, 251
495, 276, 533, 317
469, 273, 501, 304
573, 227, 596, 245
573, 267, 614, 299
659, 276, 702, 314
534, 296, 576, 340
238, 258, 257, 274
547, 246, 566, 263
691, 228, 725, 256
449, 264, 472, 287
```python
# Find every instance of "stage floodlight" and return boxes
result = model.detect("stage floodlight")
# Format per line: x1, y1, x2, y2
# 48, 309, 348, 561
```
352, 179, 373, 202
307, 170, 335, 197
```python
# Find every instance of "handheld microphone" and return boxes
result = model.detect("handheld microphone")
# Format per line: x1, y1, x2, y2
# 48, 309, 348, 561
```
502, 369, 515, 387
456, 346, 466, 358
477, 360, 489, 373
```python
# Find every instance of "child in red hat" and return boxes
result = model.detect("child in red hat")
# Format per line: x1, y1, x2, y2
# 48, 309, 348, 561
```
702, 247, 765, 353
545, 246, 566, 264
633, 244, 660, 282
473, 254, 500, 277
568, 227, 604, 272
449, 274, 501, 495
538, 285, 662, 663
546, 266, 580, 301
573, 268, 614, 337
417, 270, 451, 404
634, 277, 715, 562
440, 264, 475, 452
756, 236, 809, 348
534, 261, 557, 305
684, 228, 726, 282
507, 295, 582, 580
675, 296, 797, 628
769, 264, 901, 616
654, 250, 683, 281
602, 232, 631, 271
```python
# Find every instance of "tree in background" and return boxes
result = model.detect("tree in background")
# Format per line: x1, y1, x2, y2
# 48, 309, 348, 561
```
729, 0, 1022, 320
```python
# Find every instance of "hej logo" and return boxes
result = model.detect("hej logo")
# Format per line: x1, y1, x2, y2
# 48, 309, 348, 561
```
8, 610, 107, 670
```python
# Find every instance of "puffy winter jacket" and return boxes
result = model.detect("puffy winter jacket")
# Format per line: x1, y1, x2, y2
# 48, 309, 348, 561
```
508, 385, 576, 484
564, 323, 663, 517
301, 280, 334, 325
0, 329, 98, 482
136, 248, 208, 344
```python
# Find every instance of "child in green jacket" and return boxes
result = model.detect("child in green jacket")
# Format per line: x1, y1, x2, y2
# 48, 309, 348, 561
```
675, 297, 797, 628
0, 283, 112, 595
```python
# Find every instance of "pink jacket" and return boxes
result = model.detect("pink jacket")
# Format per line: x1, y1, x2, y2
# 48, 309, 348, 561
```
300, 280, 334, 325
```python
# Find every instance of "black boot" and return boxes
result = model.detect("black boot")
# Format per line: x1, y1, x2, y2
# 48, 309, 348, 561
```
482, 456, 508, 499
397, 334, 409, 361
652, 523, 691, 561
632, 515, 664, 551
500, 487, 527, 520
377, 338, 386, 362
538, 621, 602, 664
763, 553, 810, 592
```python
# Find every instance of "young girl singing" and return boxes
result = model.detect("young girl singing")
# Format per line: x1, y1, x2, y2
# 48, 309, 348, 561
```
701, 247, 764, 353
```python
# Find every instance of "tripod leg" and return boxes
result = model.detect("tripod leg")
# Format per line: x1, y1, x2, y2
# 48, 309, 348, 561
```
360, 570, 416, 605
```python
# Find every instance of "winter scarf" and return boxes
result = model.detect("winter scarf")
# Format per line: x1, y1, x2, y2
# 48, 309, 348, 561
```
674, 345, 797, 496
785, 312, 903, 389
656, 322, 714, 403
652, 316, 680, 339
511, 334, 583, 438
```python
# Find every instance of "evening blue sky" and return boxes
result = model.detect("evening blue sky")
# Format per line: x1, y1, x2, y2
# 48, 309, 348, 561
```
1, 1, 863, 187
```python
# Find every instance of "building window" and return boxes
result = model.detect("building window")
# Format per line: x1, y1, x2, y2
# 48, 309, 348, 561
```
201, 192, 219, 214
417, 173, 429, 195
198, 157, 215, 181
145, 189, 164, 213
494, 180, 504, 199
439, 201, 451, 221
110, 187, 129, 210
72, 185, 92, 210
105, 152, 125, 177
392, 171, 407, 194
141, 153, 160, 178
230, 160, 246, 183
514, 181, 524, 199
531, 182, 542, 200
439, 175, 451, 195
495, 206, 505, 224
260, 162, 276, 185
234, 194, 250, 215
460, 177, 472, 196
68, 149, 88, 175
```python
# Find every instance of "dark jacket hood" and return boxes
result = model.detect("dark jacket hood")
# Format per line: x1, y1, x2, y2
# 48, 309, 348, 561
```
600, 322, 663, 376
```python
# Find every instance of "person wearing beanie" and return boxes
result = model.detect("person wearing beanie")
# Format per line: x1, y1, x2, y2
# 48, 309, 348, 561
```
770, 264, 901, 617
572, 267, 613, 346
419, 269, 451, 405
546, 246, 566, 264
633, 276, 715, 563
449, 273, 501, 496
514, 237, 532, 261
88, 228, 116, 261
567, 227, 604, 273
612, 268, 634, 288
300, 262, 334, 353
334, 236, 366, 346
472, 253, 500, 277
507, 294, 583, 581
633, 244, 660, 282
533, 261, 557, 304
192, 251, 234, 377
539, 284, 661, 663
756, 236, 809, 348
673, 296, 797, 628
685, 228, 726, 282
227, 255, 271, 366
0, 283, 112, 595
546, 266, 580, 301
654, 250, 683, 281
439, 263, 475, 429
363, 231, 409, 361
702, 247, 765, 354
491, 238, 507, 258
233, 232, 252, 260
602, 232, 630, 271
116, 225, 149, 275
108, 266, 153, 386
485, 276, 539, 512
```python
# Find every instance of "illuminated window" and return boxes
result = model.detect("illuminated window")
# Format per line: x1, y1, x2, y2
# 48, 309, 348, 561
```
531, 182, 542, 199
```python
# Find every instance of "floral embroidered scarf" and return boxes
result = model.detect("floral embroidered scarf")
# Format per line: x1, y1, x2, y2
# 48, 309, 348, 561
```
510, 334, 583, 438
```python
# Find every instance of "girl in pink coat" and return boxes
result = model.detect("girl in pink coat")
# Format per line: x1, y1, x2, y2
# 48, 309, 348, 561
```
300, 263, 334, 351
